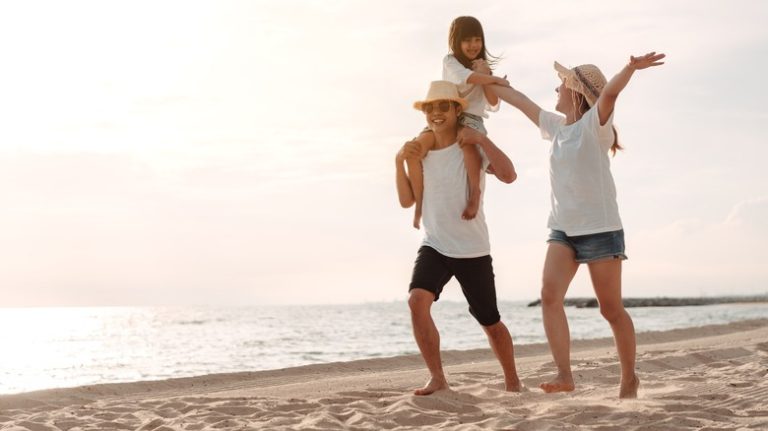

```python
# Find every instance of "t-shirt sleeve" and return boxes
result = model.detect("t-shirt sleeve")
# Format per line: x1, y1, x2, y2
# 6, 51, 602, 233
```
539, 110, 566, 141
442, 55, 472, 85
486, 95, 501, 113
586, 104, 616, 151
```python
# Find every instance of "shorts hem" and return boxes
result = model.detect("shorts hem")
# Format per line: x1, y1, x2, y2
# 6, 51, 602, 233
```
478, 316, 501, 327
576, 253, 628, 264
408, 285, 440, 302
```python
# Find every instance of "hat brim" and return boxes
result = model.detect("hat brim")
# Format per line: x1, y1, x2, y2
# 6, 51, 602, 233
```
553, 61, 597, 107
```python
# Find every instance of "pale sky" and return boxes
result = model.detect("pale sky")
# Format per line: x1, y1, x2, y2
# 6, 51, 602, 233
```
1, 0, 766, 306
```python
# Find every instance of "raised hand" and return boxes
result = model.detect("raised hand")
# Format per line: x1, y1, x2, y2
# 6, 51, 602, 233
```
628, 52, 666, 70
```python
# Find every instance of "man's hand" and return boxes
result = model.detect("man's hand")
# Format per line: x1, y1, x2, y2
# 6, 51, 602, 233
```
457, 127, 486, 148
397, 140, 422, 163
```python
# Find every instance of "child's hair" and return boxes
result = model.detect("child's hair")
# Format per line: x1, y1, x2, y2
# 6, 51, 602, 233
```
448, 16, 499, 70
573, 92, 623, 156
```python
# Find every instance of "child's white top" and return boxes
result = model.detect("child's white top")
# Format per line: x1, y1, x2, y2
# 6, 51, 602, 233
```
538, 105, 623, 236
442, 54, 500, 118
421, 142, 491, 258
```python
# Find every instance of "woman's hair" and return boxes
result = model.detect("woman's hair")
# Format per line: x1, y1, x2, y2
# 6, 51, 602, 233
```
448, 16, 499, 69
572, 91, 623, 156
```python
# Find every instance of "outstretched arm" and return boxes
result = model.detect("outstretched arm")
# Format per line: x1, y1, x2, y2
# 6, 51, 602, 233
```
467, 72, 510, 88
470, 59, 508, 107
459, 128, 516, 184
490, 85, 542, 127
598, 52, 666, 125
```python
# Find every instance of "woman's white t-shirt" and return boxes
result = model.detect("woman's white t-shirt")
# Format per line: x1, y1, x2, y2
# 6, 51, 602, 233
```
421, 143, 491, 258
442, 54, 500, 118
538, 105, 622, 236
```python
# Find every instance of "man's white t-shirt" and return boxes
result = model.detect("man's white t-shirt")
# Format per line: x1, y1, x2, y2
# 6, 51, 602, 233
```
442, 54, 500, 118
538, 105, 622, 236
421, 143, 491, 258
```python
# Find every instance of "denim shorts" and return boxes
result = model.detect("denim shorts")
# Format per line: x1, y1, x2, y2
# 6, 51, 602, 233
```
547, 229, 628, 263
459, 112, 487, 135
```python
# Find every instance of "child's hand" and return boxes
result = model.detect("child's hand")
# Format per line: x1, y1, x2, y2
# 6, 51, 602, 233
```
472, 59, 491, 75
495, 75, 511, 87
628, 52, 666, 70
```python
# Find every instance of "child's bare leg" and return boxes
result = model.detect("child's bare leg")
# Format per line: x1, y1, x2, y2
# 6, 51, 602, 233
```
407, 131, 434, 229
458, 128, 482, 220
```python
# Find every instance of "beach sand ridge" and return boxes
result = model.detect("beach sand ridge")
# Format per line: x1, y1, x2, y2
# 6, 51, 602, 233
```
1, 319, 766, 430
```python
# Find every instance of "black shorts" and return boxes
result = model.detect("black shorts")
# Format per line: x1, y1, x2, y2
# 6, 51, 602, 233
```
409, 246, 500, 326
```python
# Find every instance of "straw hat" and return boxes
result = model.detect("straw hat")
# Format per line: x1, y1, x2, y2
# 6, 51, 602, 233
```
554, 62, 607, 107
413, 80, 468, 112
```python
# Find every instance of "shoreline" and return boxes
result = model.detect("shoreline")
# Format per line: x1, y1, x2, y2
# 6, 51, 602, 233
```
527, 294, 768, 308
2, 319, 766, 412
3, 318, 766, 401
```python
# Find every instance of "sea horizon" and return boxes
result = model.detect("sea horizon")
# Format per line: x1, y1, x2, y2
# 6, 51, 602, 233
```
2, 300, 768, 395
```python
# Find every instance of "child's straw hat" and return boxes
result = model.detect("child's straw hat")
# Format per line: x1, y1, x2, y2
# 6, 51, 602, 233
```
413, 80, 468, 111
554, 62, 607, 107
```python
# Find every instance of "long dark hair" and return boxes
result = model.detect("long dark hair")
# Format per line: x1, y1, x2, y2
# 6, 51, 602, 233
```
448, 16, 499, 70
573, 92, 623, 156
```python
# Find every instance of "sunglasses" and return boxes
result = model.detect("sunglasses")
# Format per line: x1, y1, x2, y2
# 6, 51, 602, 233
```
421, 100, 455, 114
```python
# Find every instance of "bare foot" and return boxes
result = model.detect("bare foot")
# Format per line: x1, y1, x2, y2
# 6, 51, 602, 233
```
413, 203, 422, 229
461, 188, 481, 220
619, 374, 640, 399
540, 373, 575, 393
505, 377, 522, 392
413, 376, 449, 396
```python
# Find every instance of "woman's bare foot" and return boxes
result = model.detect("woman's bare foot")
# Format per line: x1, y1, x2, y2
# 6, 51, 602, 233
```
619, 374, 640, 399
461, 188, 481, 220
413, 203, 422, 229
540, 373, 575, 393
414, 376, 449, 396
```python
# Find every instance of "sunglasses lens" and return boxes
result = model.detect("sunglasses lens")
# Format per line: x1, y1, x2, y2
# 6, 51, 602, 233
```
422, 101, 454, 114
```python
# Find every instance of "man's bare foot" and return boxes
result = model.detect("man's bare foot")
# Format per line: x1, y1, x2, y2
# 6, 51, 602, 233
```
461, 188, 481, 220
413, 204, 422, 229
413, 376, 449, 396
505, 377, 522, 392
540, 373, 575, 393
619, 374, 640, 399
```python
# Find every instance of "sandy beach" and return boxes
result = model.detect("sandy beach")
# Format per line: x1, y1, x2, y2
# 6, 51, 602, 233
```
1, 318, 767, 430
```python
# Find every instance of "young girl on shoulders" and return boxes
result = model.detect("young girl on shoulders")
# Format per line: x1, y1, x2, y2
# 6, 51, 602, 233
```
407, 16, 510, 229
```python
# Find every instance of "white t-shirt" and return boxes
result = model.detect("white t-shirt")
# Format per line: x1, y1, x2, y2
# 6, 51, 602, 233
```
421, 143, 491, 258
442, 54, 500, 118
538, 105, 622, 236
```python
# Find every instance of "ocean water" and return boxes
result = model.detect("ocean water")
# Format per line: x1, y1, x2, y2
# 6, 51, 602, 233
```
0, 301, 766, 395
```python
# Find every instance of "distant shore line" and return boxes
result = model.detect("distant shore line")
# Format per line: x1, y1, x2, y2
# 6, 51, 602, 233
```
527, 294, 768, 308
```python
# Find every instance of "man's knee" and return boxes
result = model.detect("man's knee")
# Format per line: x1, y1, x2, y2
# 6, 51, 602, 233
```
482, 320, 506, 337
408, 288, 435, 314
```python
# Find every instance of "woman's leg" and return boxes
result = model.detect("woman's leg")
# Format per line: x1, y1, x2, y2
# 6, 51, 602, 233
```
540, 243, 580, 393
588, 258, 639, 398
